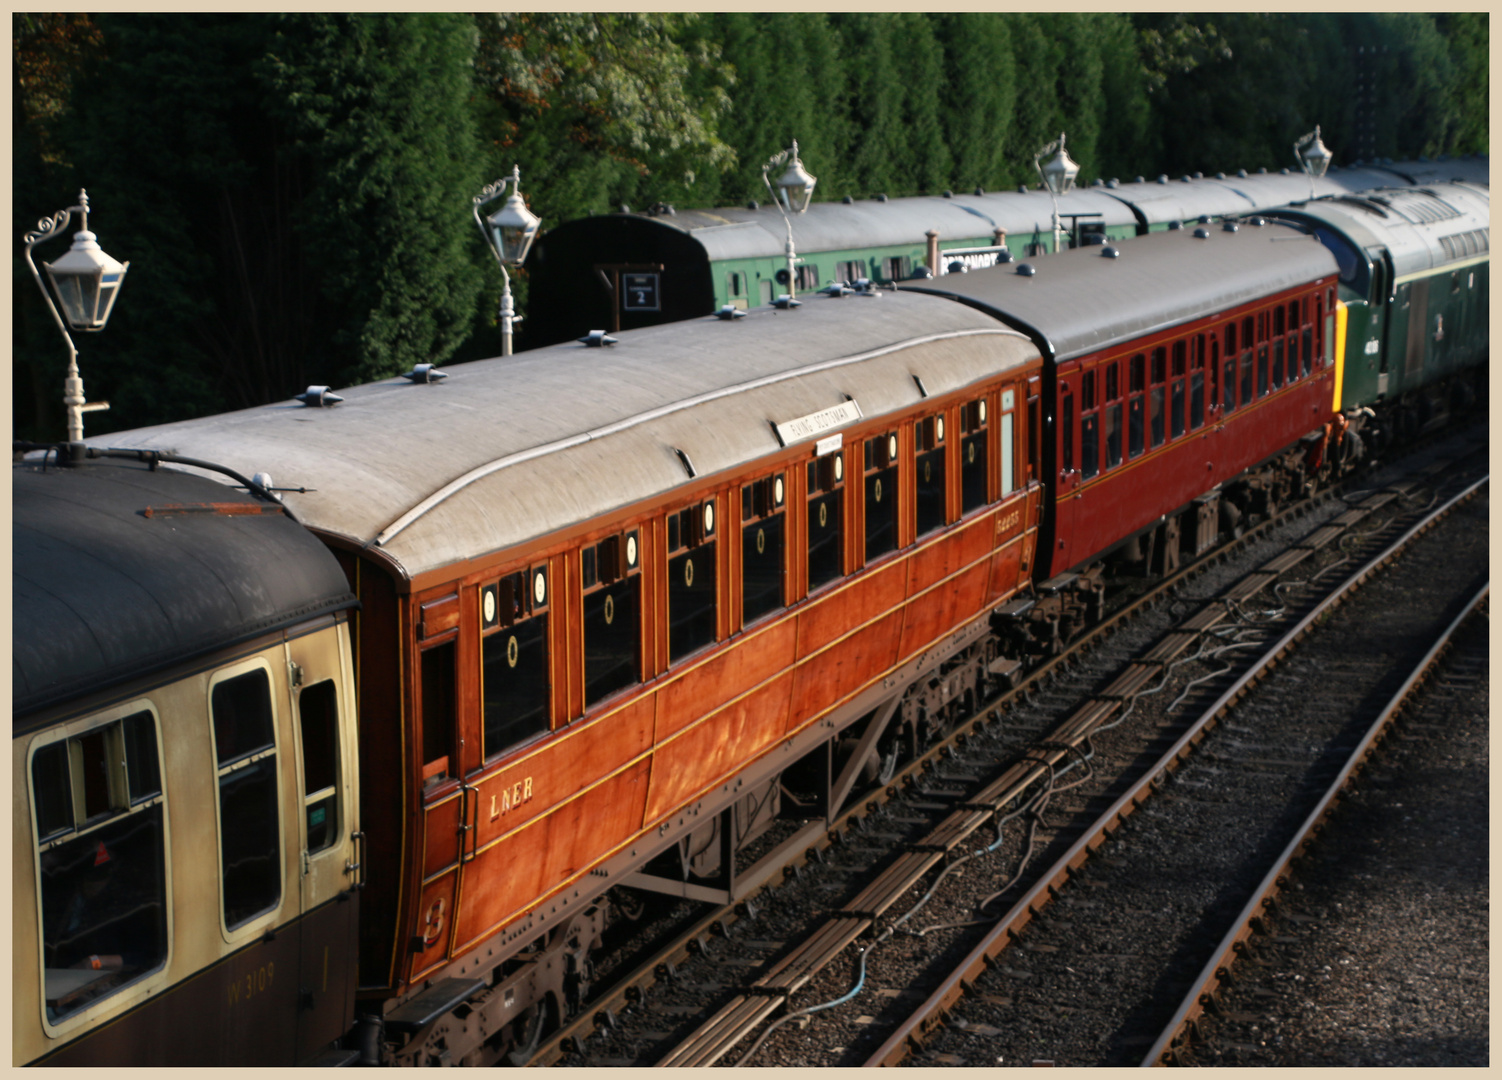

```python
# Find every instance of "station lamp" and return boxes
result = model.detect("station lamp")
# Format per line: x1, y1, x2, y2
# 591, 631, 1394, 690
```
762, 141, 818, 300
1294, 126, 1333, 200
1035, 133, 1080, 254
22, 188, 128, 444
474, 165, 542, 356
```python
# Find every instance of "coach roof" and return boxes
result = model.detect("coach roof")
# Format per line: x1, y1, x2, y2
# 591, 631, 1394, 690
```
899, 219, 1338, 362
85, 293, 1037, 583
14, 459, 356, 726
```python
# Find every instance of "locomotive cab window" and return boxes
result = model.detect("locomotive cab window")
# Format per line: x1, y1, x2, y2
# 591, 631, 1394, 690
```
582, 529, 642, 705
480, 566, 551, 758
915, 414, 947, 536
807, 450, 845, 592
863, 432, 899, 561
742, 474, 786, 626
30, 708, 169, 1026
210, 664, 283, 933
959, 398, 990, 510
667, 502, 717, 663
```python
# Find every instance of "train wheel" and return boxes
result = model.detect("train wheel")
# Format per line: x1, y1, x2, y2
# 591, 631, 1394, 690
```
504, 999, 550, 1066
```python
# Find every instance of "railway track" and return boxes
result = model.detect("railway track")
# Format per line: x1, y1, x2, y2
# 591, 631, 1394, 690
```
867, 484, 1485, 1067
1171, 602, 1490, 1066
535, 426, 1486, 1068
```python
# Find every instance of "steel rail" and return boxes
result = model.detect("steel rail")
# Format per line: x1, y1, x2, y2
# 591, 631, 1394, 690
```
1142, 579, 1490, 1066
862, 472, 1487, 1067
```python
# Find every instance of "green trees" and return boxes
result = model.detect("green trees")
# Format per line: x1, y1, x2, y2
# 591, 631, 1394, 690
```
12, 12, 1487, 437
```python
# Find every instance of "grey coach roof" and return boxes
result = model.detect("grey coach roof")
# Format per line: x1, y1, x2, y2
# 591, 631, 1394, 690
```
14, 459, 356, 726
900, 220, 1338, 362
86, 294, 1038, 582
578, 187, 1140, 265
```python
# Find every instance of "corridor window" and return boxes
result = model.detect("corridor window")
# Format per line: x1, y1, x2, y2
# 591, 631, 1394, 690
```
741, 474, 786, 626
667, 502, 717, 663
481, 566, 551, 757
582, 530, 641, 704
915, 415, 947, 537
864, 432, 899, 560
807, 451, 844, 592
959, 398, 990, 509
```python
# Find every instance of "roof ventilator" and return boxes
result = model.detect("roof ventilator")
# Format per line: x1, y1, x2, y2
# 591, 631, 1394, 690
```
402, 364, 447, 383
1222, 221, 1240, 232
773, 295, 802, 310
819, 282, 852, 298
1016, 263, 1037, 276
715, 305, 747, 320
296, 385, 343, 407
1193, 227, 1211, 239
1100, 245, 1121, 258
579, 330, 618, 347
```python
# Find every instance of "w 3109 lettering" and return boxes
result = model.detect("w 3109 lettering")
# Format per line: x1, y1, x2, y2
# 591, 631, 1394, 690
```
227, 962, 274, 1006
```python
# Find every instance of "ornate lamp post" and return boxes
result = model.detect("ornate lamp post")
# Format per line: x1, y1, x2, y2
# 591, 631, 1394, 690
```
474, 165, 542, 356
1294, 125, 1333, 200
1034, 133, 1080, 254
762, 140, 817, 301
23, 189, 129, 444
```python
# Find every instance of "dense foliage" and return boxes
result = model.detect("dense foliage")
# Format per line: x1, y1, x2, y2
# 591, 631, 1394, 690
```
13, 12, 1487, 438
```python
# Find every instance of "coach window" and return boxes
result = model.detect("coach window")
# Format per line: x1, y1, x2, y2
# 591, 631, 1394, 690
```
742, 474, 786, 625
1127, 353, 1146, 458
1190, 334, 1207, 430
960, 398, 990, 511
210, 665, 283, 932
1079, 371, 1099, 480
1240, 317, 1256, 406
863, 432, 900, 560
297, 680, 341, 854
1271, 306, 1286, 389
1099, 362, 1122, 471
807, 450, 844, 591
1149, 347, 1167, 448
481, 567, 550, 758
1297, 297, 1309, 378
1256, 312, 1270, 399
915, 415, 947, 536
420, 640, 456, 790
1001, 389, 1018, 495
30, 708, 168, 1025
1170, 341, 1187, 439
668, 501, 717, 663
582, 529, 642, 704
1222, 323, 1237, 414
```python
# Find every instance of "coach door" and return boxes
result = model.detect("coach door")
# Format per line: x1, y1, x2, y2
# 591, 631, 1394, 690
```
284, 625, 361, 1060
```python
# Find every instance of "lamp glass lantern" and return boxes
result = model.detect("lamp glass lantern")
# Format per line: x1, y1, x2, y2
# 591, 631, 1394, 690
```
486, 190, 541, 267
1300, 127, 1333, 180
775, 143, 817, 213
1039, 136, 1080, 197
44, 230, 129, 332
